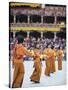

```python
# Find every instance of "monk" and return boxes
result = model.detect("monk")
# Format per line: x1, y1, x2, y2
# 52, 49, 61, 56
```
12, 36, 32, 88
50, 47, 56, 73
43, 45, 52, 76
57, 47, 63, 70
30, 49, 42, 83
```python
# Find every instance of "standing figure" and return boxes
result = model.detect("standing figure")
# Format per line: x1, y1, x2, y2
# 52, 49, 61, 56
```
30, 49, 42, 83
57, 47, 63, 70
50, 47, 56, 73
12, 36, 32, 88
43, 45, 52, 76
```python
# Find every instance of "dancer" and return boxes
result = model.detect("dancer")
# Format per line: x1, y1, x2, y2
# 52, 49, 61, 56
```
57, 47, 63, 70
30, 49, 42, 83
12, 36, 32, 88
43, 45, 52, 76
50, 46, 56, 73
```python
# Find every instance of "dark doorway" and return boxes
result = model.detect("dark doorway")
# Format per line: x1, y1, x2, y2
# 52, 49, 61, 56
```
30, 31, 41, 38
43, 32, 54, 39
43, 16, 55, 23
16, 14, 28, 23
30, 15, 41, 23
15, 31, 27, 38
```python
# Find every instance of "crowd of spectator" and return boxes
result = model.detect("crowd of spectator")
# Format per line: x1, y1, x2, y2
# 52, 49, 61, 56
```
10, 36, 66, 52
23, 36, 66, 51
10, 35, 66, 60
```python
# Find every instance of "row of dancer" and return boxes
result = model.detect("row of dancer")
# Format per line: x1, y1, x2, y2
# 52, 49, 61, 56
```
11, 36, 63, 88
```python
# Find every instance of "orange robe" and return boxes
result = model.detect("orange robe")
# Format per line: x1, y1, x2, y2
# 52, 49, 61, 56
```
12, 44, 32, 88
44, 48, 52, 76
50, 50, 56, 73
57, 49, 63, 70
30, 49, 41, 83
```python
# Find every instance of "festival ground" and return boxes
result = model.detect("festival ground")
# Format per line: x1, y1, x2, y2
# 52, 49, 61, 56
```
10, 60, 66, 88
